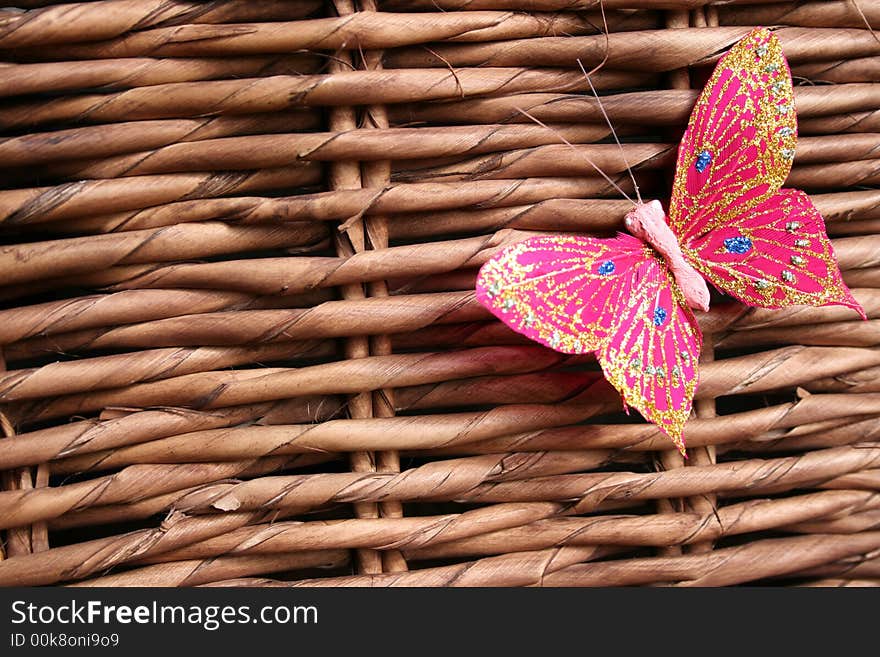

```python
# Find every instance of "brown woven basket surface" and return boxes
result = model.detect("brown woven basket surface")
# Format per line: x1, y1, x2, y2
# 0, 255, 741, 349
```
0, 0, 879, 587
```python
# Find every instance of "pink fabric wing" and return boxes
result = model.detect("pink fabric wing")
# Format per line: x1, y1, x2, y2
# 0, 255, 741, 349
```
476, 234, 647, 354
687, 189, 865, 315
596, 257, 702, 454
476, 234, 701, 453
669, 28, 796, 244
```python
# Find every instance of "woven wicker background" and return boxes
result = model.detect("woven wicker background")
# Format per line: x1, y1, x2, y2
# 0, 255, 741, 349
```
0, 0, 878, 587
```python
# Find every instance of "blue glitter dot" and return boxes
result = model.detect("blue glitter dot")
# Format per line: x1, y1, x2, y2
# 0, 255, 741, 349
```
653, 307, 668, 326
597, 260, 615, 276
694, 150, 712, 173
723, 236, 753, 254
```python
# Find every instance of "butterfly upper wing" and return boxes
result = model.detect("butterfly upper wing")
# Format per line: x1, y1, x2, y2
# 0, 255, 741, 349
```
670, 27, 864, 317
669, 28, 796, 244
476, 233, 647, 354
476, 234, 701, 453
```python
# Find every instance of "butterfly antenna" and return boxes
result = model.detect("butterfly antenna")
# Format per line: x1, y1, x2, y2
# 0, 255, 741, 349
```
579, 60, 643, 205
514, 106, 636, 205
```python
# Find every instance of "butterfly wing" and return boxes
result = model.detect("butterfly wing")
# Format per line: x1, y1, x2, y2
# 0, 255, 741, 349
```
476, 234, 701, 453
685, 188, 865, 316
670, 27, 864, 317
595, 257, 702, 454
668, 27, 796, 243
476, 233, 647, 354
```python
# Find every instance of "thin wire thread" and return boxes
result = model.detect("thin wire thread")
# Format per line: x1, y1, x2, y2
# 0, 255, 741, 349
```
512, 0, 639, 208
850, 0, 879, 44
513, 107, 636, 205
580, 60, 643, 205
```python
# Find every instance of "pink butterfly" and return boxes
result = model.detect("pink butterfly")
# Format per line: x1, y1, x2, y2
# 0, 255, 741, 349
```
475, 28, 866, 455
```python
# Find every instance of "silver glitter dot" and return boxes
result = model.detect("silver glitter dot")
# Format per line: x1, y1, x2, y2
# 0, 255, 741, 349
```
755, 278, 771, 290
572, 340, 583, 352
786, 221, 802, 233
781, 270, 796, 283
630, 356, 642, 370
778, 126, 794, 137
502, 297, 515, 311
524, 311, 536, 326
679, 351, 690, 364
549, 330, 561, 346
655, 368, 666, 380
764, 63, 779, 74
487, 281, 501, 298
794, 238, 809, 248
671, 365, 682, 378
772, 80, 786, 94
756, 44, 769, 58
644, 365, 656, 376
780, 148, 795, 160
777, 104, 791, 114
790, 255, 805, 266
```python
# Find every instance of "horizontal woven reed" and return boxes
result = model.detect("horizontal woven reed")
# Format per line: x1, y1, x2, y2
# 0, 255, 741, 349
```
0, 0, 878, 587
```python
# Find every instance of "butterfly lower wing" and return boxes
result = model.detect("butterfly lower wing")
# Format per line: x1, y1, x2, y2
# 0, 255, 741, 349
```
476, 233, 649, 354
669, 27, 796, 243
685, 188, 865, 317
596, 256, 703, 454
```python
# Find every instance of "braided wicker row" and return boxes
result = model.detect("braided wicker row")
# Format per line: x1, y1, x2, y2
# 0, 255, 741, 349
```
0, 0, 878, 587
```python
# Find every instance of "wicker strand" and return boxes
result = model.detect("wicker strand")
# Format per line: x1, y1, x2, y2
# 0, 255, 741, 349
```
0, 347, 32, 558
125, 489, 879, 564
357, 0, 409, 574
193, 531, 880, 587
327, 0, 384, 576
683, 1, 718, 558
0, 1, 323, 49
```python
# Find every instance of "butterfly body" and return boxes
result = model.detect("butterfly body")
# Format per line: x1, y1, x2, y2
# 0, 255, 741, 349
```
475, 28, 865, 454
624, 200, 710, 312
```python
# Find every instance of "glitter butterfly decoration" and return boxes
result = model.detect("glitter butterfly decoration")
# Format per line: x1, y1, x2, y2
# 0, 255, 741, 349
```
475, 28, 866, 455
